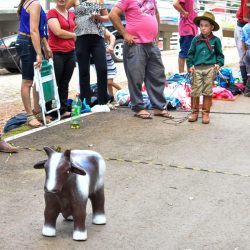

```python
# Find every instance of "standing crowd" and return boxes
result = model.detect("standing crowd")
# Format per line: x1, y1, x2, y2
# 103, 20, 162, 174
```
0, 0, 249, 153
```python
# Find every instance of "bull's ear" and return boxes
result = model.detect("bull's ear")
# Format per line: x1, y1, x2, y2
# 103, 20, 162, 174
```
34, 160, 46, 169
64, 149, 71, 161
71, 161, 86, 176
44, 147, 55, 157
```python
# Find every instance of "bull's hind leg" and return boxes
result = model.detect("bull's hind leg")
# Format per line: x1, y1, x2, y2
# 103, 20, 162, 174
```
90, 186, 106, 225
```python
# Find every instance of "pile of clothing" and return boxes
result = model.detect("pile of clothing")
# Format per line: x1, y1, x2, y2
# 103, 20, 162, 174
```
115, 67, 244, 110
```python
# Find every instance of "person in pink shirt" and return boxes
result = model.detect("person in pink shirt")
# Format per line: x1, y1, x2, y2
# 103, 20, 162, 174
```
173, 0, 198, 73
109, 0, 172, 119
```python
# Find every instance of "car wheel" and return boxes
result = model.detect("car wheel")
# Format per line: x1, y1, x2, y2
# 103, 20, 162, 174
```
5, 67, 19, 73
112, 39, 124, 62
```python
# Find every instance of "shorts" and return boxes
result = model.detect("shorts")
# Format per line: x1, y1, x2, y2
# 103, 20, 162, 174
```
179, 35, 195, 58
106, 52, 117, 80
15, 34, 36, 80
191, 65, 215, 97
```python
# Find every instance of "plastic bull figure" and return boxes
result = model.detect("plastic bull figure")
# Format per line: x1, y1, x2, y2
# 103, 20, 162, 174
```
34, 147, 106, 241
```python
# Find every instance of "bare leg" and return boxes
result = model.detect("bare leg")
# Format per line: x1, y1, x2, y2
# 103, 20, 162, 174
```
111, 82, 122, 90
21, 79, 41, 127
21, 79, 33, 116
178, 57, 186, 73
107, 79, 114, 96
32, 82, 41, 114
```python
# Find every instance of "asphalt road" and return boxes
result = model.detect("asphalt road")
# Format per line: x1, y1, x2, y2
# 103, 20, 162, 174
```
1, 99, 250, 249
1, 46, 250, 249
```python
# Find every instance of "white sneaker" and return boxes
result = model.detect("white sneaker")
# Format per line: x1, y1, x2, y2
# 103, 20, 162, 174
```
91, 104, 110, 113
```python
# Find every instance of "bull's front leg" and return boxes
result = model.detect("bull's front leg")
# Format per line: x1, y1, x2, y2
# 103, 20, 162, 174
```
90, 186, 106, 225
72, 201, 88, 241
42, 194, 60, 237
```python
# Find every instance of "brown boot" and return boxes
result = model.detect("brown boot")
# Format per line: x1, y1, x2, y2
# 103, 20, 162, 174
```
0, 140, 18, 153
188, 97, 200, 122
202, 96, 212, 124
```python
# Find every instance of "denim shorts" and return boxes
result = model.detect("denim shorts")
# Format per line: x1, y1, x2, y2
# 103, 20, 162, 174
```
179, 35, 195, 58
15, 34, 36, 80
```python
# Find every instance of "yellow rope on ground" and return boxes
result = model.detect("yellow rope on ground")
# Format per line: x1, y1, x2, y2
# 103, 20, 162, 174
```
3, 146, 250, 178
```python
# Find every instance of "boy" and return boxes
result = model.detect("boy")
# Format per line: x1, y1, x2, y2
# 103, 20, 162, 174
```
241, 21, 250, 96
104, 28, 122, 104
187, 11, 224, 124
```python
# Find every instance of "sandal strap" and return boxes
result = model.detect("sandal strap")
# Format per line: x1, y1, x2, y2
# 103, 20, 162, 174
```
27, 114, 37, 122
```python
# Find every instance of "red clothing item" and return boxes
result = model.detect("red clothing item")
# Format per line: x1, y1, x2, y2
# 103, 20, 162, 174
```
47, 9, 75, 52
236, 0, 250, 24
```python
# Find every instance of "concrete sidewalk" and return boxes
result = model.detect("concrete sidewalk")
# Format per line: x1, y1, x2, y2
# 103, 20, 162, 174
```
0, 47, 240, 105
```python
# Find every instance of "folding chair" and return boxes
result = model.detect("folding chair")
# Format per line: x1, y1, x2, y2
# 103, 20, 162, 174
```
34, 59, 61, 126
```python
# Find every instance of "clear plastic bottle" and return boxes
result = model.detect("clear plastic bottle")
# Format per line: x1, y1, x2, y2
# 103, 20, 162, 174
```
70, 94, 82, 129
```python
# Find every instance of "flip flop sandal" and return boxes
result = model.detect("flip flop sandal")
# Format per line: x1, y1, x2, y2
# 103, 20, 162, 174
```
134, 113, 153, 119
108, 103, 117, 110
27, 115, 42, 128
154, 111, 174, 119
60, 112, 71, 119
33, 110, 52, 124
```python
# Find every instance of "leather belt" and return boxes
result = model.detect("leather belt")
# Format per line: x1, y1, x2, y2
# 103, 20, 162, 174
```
19, 32, 31, 37
195, 64, 212, 66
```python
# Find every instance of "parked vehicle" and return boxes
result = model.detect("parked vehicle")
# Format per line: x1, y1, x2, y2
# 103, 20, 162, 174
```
103, 21, 125, 63
0, 34, 21, 73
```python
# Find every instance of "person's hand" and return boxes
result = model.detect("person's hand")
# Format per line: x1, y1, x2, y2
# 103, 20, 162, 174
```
106, 45, 114, 53
182, 11, 189, 18
34, 53, 43, 69
124, 33, 137, 45
242, 51, 247, 61
189, 66, 195, 74
44, 46, 53, 59
214, 64, 220, 71
90, 11, 101, 21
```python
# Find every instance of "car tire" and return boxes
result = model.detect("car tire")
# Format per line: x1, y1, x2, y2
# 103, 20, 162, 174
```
111, 39, 124, 62
5, 58, 22, 74
6, 67, 19, 73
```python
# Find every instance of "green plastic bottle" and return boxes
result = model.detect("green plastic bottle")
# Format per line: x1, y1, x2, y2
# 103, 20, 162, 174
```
70, 94, 82, 129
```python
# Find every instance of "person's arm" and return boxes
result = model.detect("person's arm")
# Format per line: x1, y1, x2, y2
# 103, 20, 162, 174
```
109, 6, 137, 44
214, 38, 224, 70
97, 7, 109, 22
27, 2, 43, 67
66, 0, 77, 9
41, 38, 53, 59
242, 41, 247, 52
91, 0, 109, 23
242, 28, 247, 57
155, 7, 160, 43
187, 38, 196, 72
173, 0, 188, 18
104, 29, 115, 53
48, 18, 76, 39
243, 0, 250, 22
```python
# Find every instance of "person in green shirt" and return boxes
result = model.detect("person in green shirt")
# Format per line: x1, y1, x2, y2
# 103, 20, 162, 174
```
187, 11, 224, 124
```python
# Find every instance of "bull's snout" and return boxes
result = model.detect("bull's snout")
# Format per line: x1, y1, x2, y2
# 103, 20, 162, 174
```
44, 186, 59, 194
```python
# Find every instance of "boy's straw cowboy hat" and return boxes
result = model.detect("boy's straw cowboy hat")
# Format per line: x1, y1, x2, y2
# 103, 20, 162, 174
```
193, 11, 220, 31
